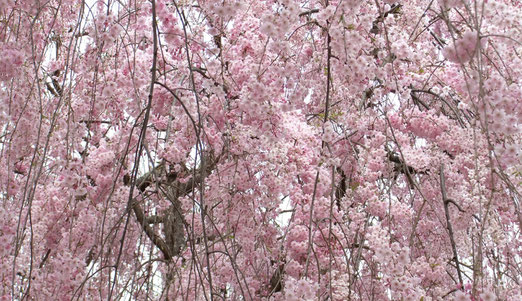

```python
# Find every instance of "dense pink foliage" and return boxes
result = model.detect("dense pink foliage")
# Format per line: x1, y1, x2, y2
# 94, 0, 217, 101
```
0, 0, 521, 300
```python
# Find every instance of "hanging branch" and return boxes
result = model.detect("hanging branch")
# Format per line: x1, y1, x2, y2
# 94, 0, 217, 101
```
172, 1, 216, 297
304, 10, 333, 277
109, 1, 160, 297
440, 164, 464, 287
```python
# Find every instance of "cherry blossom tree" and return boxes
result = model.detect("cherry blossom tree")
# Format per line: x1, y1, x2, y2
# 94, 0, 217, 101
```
0, 0, 521, 300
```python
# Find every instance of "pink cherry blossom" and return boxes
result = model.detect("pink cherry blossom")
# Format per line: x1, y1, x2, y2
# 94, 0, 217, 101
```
0, 0, 520, 300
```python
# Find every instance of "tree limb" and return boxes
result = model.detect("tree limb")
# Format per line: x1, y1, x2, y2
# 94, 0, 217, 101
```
132, 199, 174, 260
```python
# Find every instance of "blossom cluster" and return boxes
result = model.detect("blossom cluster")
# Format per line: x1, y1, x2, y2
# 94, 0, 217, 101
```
0, 45, 23, 81
442, 31, 485, 63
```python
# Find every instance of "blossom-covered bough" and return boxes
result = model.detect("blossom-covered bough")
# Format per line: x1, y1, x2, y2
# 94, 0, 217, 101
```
0, 0, 520, 300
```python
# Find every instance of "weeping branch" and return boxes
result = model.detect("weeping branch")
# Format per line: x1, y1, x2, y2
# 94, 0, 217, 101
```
440, 164, 464, 286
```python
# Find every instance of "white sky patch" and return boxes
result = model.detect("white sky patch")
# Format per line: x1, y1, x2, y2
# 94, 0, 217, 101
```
276, 195, 293, 228
303, 88, 313, 104
385, 92, 401, 112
